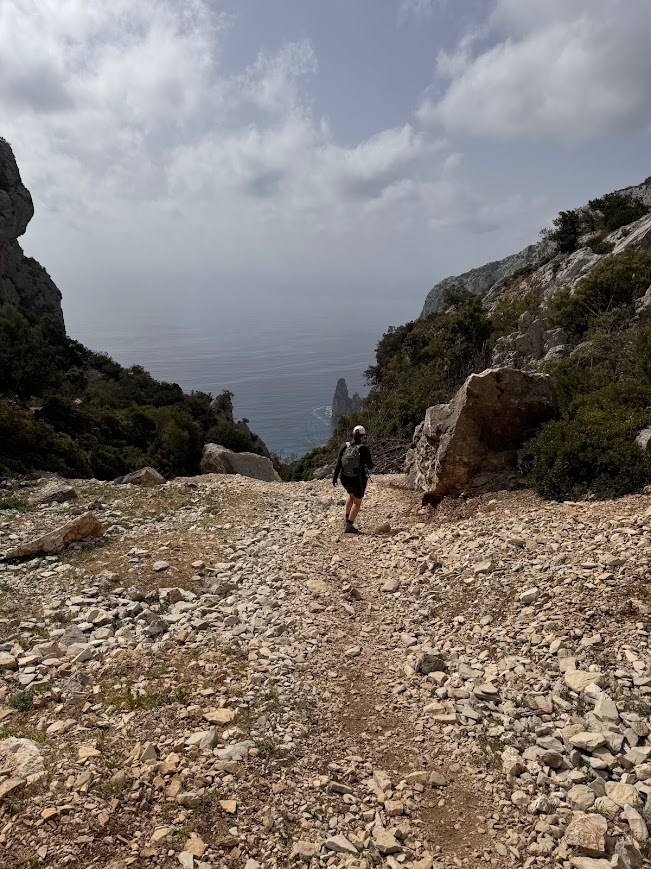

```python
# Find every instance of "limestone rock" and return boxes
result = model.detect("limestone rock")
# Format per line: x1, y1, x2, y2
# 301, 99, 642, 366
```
421, 240, 552, 316
331, 378, 363, 422
606, 781, 642, 809
200, 444, 280, 482
492, 313, 570, 370
0, 737, 45, 778
0, 139, 63, 323
406, 368, 558, 495
29, 481, 77, 505
324, 835, 358, 855
564, 812, 607, 856
564, 670, 603, 692
118, 467, 165, 486
373, 828, 401, 856
3, 512, 103, 559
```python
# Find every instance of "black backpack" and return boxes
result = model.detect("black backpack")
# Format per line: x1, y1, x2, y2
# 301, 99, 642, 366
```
341, 441, 361, 476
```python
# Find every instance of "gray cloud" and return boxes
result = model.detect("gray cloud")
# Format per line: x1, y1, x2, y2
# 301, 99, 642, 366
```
419, 0, 651, 141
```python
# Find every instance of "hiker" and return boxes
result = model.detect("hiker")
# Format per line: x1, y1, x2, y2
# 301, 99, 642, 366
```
332, 424, 374, 534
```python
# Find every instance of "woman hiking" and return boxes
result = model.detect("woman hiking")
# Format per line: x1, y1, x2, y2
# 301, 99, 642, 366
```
332, 424, 374, 534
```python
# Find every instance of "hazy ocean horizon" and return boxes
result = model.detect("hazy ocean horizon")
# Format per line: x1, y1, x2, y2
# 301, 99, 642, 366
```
68, 312, 388, 459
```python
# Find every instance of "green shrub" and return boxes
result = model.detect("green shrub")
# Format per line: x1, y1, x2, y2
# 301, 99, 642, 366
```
587, 232, 615, 255
0, 400, 91, 477
588, 192, 648, 232
490, 292, 540, 340
547, 250, 651, 338
520, 382, 651, 499
205, 422, 256, 454
541, 210, 581, 253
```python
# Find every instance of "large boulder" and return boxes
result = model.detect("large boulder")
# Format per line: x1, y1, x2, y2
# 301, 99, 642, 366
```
2, 512, 103, 559
406, 368, 558, 495
117, 467, 165, 486
200, 444, 281, 482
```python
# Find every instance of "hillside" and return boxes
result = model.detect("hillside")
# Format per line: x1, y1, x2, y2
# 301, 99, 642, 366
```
421, 177, 651, 317
0, 474, 649, 867
295, 180, 651, 501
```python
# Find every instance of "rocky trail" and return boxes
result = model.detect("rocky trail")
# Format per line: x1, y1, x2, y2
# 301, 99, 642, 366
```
0, 474, 650, 869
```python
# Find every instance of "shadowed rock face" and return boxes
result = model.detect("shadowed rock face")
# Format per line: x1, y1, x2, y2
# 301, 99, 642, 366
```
406, 368, 558, 495
0, 138, 64, 324
331, 378, 363, 422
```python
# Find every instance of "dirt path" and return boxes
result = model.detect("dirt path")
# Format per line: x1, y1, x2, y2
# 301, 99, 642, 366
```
1, 474, 650, 868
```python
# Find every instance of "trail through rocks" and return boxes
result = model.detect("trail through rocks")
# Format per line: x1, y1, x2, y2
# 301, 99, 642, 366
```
0, 474, 650, 869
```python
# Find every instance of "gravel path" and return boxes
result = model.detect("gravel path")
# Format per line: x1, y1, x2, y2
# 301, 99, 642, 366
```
0, 474, 649, 868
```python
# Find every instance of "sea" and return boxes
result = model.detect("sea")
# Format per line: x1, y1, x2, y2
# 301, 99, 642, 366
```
66, 298, 410, 459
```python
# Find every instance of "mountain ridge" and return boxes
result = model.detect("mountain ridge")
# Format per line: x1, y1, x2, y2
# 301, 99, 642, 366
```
421, 176, 651, 318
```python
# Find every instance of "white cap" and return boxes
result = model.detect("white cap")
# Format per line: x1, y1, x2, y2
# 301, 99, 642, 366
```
352, 425, 366, 436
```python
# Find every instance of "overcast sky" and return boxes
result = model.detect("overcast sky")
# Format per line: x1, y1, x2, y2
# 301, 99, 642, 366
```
2, 0, 651, 334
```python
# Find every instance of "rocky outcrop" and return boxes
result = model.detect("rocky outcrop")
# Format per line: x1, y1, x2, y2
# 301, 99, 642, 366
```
200, 444, 281, 482
423, 178, 651, 321
421, 241, 553, 316
492, 312, 571, 370
117, 467, 166, 486
331, 378, 363, 422
209, 390, 272, 458
484, 211, 651, 313
406, 368, 558, 495
0, 138, 64, 324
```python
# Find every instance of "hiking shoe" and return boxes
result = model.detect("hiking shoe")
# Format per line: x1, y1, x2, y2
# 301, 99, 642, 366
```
344, 523, 360, 534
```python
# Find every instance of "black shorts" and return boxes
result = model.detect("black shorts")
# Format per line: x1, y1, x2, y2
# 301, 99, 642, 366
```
340, 474, 365, 499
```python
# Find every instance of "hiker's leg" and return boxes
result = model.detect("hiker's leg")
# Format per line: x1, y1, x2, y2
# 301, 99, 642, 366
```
345, 494, 354, 519
348, 497, 363, 523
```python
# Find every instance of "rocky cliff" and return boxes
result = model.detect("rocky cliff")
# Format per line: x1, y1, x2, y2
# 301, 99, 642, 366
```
331, 377, 363, 422
421, 177, 651, 318
421, 240, 553, 317
0, 138, 64, 324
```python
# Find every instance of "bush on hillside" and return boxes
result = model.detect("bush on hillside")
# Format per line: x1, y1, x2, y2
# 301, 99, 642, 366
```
587, 192, 649, 232
0, 305, 87, 398
519, 382, 651, 500
547, 249, 651, 338
541, 210, 582, 253
0, 400, 92, 477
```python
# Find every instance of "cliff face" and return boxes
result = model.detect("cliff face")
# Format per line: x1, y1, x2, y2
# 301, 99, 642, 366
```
331, 378, 363, 422
421, 177, 651, 319
0, 138, 64, 324
421, 240, 553, 317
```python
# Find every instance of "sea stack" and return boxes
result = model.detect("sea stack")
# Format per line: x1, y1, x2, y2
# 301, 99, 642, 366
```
331, 378, 363, 422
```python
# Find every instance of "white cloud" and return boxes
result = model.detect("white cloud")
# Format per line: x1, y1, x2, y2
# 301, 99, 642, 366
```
399, 0, 439, 21
0, 0, 469, 233
418, 0, 651, 141
0, 0, 550, 309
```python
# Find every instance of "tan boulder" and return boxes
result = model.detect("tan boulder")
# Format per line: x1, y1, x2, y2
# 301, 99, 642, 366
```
406, 368, 557, 495
2, 512, 102, 559
200, 444, 280, 482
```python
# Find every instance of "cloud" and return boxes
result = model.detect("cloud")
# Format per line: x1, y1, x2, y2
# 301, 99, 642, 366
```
398, 0, 439, 21
0, 1, 462, 228
0, 0, 548, 301
418, 0, 651, 141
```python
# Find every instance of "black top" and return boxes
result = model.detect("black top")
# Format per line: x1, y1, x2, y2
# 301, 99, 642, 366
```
332, 442, 374, 485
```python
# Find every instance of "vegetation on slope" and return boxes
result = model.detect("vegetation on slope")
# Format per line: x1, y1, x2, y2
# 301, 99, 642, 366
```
0, 305, 267, 479
291, 243, 651, 501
